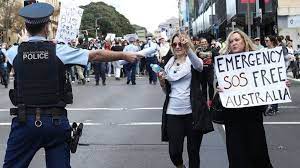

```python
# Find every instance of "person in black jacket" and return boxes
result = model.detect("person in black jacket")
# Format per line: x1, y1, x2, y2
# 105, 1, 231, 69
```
158, 32, 214, 168
218, 30, 274, 168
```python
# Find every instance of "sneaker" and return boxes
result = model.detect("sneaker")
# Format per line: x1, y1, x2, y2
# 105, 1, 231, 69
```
71, 81, 75, 84
132, 82, 136, 85
87, 78, 90, 82
127, 80, 130, 85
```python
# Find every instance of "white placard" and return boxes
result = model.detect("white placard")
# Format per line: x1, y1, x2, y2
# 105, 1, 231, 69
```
124, 34, 138, 42
105, 33, 116, 42
214, 47, 292, 108
55, 6, 84, 43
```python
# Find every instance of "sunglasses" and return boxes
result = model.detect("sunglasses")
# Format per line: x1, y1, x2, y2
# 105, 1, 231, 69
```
171, 42, 183, 48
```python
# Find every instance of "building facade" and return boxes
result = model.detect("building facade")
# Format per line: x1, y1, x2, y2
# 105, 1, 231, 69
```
158, 17, 180, 40
181, 0, 284, 42
0, 0, 60, 44
277, 0, 300, 49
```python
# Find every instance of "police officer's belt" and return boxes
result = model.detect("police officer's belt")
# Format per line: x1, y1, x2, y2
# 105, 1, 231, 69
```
10, 107, 67, 116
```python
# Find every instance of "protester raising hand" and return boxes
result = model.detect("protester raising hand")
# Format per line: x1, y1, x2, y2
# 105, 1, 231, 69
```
17, 29, 29, 43
178, 31, 194, 50
159, 32, 212, 168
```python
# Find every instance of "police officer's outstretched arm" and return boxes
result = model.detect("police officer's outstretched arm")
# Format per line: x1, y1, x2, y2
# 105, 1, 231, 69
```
88, 49, 140, 63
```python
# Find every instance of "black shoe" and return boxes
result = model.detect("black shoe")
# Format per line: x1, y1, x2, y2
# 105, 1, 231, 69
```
4, 84, 8, 88
132, 82, 136, 85
127, 80, 130, 84
102, 81, 106, 86
149, 80, 152, 84
96, 81, 99, 85
115, 77, 120, 80
82, 79, 86, 85
153, 81, 157, 85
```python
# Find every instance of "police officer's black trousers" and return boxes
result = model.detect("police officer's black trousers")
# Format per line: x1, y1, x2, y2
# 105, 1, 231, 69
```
145, 57, 158, 83
93, 62, 106, 83
0, 63, 8, 86
167, 114, 203, 168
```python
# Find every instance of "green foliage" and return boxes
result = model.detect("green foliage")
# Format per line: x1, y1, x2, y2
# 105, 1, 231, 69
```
132, 24, 146, 31
80, 2, 136, 38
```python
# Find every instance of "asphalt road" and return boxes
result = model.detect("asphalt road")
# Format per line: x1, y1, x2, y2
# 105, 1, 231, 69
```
0, 76, 299, 168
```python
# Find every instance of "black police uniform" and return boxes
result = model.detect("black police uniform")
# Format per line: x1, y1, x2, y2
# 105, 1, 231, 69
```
3, 3, 76, 168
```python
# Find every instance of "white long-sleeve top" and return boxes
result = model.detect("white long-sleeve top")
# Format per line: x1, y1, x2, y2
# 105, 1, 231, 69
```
165, 49, 203, 115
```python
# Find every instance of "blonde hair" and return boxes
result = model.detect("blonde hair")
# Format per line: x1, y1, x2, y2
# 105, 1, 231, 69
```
219, 29, 257, 55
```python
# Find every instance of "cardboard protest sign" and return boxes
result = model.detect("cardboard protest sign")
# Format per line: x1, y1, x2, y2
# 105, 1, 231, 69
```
124, 34, 138, 42
105, 33, 116, 42
214, 47, 292, 108
55, 6, 84, 43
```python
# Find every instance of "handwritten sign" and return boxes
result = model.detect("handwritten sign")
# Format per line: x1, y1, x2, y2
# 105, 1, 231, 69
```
214, 47, 292, 108
105, 33, 116, 42
55, 6, 84, 43
124, 34, 138, 42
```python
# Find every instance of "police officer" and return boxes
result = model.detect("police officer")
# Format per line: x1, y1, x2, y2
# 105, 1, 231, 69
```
143, 36, 160, 85
123, 36, 140, 85
3, 3, 139, 168
0, 45, 8, 88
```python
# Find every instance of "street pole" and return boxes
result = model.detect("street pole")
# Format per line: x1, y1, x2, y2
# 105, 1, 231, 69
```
247, 1, 251, 37
256, 0, 261, 37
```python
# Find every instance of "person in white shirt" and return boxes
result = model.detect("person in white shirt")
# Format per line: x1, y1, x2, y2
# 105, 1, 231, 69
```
158, 32, 213, 168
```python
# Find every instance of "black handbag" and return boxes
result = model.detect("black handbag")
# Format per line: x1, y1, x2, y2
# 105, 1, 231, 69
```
210, 93, 225, 124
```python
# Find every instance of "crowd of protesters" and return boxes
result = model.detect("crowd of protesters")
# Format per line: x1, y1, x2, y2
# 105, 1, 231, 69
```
0, 28, 297, 167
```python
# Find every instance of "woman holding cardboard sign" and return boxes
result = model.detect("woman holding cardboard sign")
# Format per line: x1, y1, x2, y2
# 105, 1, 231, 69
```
218, 30, 274, 168
158, 32, 213, 168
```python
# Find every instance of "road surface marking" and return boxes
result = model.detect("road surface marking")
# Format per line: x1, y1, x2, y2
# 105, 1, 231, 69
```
0, 106, 297, 112
1, 121, 300, 126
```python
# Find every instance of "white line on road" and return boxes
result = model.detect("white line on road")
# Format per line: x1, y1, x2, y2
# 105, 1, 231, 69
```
0, 107, 163, 112
119, 122, 161, 126
0, 122, 162, 126
1, 121, 300, 127
0, 106, 297, 112
263, 122, 300, 125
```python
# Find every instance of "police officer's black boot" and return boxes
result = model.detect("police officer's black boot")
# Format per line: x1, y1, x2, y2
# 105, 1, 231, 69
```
96, 81, 99, 86
102, 80, 106, 86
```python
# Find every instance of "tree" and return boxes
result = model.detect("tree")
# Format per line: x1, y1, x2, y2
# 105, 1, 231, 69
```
80, 2, 136, 38
0, 0, 24, 42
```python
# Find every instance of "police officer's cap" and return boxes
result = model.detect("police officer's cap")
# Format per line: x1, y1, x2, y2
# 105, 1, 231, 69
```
19, 3, 54, 25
